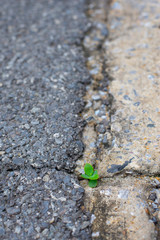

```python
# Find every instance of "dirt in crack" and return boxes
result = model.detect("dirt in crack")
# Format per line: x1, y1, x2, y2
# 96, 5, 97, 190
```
75, 0, 115, 237
76, 0, 113, 177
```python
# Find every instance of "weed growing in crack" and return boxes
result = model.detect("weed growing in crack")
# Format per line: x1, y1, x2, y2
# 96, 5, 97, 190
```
81, 163, 99, 188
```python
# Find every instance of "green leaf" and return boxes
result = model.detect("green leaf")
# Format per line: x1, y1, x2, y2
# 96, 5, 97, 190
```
87, 170, 99, 180
88, 180, 98, 188
84, 163, 94, 176
81, 174, 90, 179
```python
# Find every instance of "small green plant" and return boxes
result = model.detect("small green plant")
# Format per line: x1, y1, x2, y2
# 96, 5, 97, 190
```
81, 163, 99, 188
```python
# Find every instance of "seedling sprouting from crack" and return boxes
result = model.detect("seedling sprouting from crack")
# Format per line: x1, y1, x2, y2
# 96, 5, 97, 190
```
81, 163, 99, 188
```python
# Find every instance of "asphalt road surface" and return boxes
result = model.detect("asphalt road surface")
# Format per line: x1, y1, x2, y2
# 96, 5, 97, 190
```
0, 0, 92, 239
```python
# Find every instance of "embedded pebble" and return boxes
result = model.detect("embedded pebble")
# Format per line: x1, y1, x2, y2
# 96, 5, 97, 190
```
96, 124, 106, 134
92, 95, 101, 101
148, 192, 157, 201
85, 101, 92, 109
15, 226, 21, 234
6, 207, 20, 215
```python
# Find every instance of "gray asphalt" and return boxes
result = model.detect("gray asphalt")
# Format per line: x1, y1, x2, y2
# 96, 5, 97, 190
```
0, 0, 92, 239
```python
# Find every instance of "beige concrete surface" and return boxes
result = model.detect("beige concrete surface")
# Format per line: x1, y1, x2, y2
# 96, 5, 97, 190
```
100, 0, 160, 177
79, 0, 160, 239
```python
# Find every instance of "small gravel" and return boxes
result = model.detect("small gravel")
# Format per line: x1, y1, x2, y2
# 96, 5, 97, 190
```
0, 168, 91, 239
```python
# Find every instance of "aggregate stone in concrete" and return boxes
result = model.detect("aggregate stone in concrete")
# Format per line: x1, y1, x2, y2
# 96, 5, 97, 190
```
0, 0, 92, 239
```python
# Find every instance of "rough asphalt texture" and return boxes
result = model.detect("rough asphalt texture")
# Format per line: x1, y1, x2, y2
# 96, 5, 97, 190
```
0, 0, 92, 239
